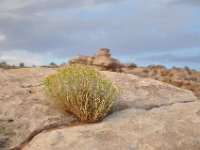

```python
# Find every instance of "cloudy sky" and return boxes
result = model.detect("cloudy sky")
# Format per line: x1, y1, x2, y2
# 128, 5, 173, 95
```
0, 0, 200, 70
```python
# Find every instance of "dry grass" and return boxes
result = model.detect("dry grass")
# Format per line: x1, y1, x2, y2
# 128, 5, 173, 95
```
44, 65, 117, 123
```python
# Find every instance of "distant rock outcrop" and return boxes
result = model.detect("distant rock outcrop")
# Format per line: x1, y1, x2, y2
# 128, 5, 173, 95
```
126, 65, 200, 99
0, 61, 27, 69
68, 48, 137, 72
67, 50, 200, 99
0, 68, 200, 150
0, 61, 17, 69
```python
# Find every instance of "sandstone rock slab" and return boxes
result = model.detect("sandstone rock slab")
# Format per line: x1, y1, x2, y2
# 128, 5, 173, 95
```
0, 68, 75, 149
0, 68, 199, 149
24, 102, 200, 150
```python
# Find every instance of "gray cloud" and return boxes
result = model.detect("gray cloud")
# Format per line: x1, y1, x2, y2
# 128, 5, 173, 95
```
140, 54, 200, 63
1, 7, 199, 56
0, 0, 125, 14
0, 0, 126, 57
0, 0, 199, 69
175, 55, 200, 63
168, 0, 200, 6
134, 53, 200, 70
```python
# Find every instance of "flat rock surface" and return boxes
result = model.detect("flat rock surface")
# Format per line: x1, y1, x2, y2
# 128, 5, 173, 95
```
0, 68, 199, 149
24, 102, 200, 150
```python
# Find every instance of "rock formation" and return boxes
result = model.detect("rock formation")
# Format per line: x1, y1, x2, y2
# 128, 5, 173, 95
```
67, 50, 200, 99
0, 61, 27, 69
0, 68, 200, 150
126, 65, 200, 99
0, 61, 17, 69
68, 48, 137, 72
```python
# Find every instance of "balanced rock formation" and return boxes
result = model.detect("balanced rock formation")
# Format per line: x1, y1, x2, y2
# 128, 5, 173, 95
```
68, 48, 137, 72
0, 68, 200, 150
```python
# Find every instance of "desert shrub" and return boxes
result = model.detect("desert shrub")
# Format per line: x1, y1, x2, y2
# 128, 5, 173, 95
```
44, 65, 117, 123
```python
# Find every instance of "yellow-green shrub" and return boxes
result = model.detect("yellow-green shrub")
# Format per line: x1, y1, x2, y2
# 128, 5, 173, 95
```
44, 65, 117, 123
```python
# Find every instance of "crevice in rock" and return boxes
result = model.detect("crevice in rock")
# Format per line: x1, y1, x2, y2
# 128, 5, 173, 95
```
7, 120, 85, 150
0, 119, 14, 123
144, 100, 196, 111
112, 100, 198, 113
20, 83, 43, 88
